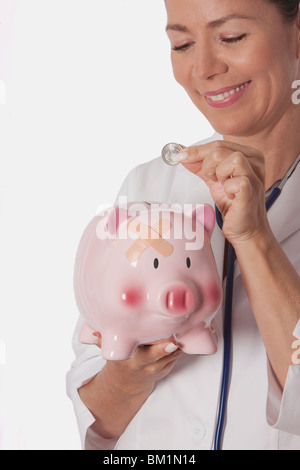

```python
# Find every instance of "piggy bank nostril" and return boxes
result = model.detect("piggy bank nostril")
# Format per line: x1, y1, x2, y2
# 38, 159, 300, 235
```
166, 287, 195, 314
185, 289, 195, 311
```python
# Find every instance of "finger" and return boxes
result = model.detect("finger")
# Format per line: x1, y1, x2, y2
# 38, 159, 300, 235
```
218, 150, 265, 185
135, 339, 180, 366
143, 348, 183, 376
216, 151, 255, 185
199, 147, 232, 182
93, 332, 180, 360
174, 140, 263, 164
222, 175, 254, 204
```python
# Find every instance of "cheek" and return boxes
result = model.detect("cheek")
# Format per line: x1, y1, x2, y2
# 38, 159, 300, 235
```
234, 36, 292, 88
171, 54, 191, 87
205, 283, 222, 307
121, 288, 144, 307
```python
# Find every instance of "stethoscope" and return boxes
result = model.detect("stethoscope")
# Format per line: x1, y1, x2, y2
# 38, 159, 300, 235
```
162, 143, 300, 450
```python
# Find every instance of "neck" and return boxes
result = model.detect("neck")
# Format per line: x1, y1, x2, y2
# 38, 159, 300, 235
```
224, 105, 300, 190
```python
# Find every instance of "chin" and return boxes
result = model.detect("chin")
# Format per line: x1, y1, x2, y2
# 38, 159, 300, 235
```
208, 117, 256, 138
192, 93, 261, 138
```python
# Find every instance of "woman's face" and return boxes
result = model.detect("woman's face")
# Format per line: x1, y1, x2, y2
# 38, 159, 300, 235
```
165, 0, 300, 137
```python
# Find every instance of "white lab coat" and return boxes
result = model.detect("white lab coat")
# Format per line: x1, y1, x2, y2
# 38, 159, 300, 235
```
66, 133, 300, 450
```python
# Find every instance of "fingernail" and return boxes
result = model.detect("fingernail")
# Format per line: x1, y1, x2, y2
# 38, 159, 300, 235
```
171, 151, 189, 163
165, 343, 179, 353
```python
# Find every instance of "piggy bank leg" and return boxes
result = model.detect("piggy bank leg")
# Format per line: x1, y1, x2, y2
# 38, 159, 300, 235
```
101, 333, 138, 361
78, 323, 99, 345
176, 327, 218, 356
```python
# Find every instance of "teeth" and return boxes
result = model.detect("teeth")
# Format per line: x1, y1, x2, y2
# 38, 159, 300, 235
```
208, 81, 250, 102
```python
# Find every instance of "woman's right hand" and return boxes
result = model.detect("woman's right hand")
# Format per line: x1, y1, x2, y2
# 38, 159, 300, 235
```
95, 334, 183, 397
79, 335, 183, 439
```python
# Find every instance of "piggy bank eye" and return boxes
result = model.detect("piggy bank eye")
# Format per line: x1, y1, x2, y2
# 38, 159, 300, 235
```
186, 257, 191, 268
153, 258, 159, 269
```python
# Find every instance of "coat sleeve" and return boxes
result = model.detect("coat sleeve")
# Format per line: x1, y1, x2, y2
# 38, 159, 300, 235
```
266, 319, 300, 436
265, 230, 300, 437
65, 315, 120, 449
66, 168, 139, 450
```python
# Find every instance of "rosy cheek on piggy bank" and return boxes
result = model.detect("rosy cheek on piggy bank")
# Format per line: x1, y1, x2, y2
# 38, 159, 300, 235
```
121, 288, 144, 307
206, 283, 223, 307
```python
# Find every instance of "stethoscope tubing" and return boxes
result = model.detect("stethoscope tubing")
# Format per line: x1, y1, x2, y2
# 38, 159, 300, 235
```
213, 186, 282, 450
265, 187, 281, 212
160, 142, 300, 450
213, 241, 236, 450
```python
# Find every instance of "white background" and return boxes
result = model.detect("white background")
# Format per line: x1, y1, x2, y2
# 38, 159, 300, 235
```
0, 0, 213, 449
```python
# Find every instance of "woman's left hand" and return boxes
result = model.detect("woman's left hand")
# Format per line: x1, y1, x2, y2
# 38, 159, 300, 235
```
178, 140, 271, 246
177, 140, 300, 390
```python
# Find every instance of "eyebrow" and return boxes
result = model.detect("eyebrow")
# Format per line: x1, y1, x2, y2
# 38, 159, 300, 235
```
166, 14, 257, 33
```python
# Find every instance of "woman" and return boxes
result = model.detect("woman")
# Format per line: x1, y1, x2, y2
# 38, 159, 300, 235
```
67, 0, 300, 450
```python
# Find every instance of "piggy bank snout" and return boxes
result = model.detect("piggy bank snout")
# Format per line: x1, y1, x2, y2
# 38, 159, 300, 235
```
162, 284, 196, 316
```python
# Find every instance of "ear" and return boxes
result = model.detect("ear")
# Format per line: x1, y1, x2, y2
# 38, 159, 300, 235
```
192, 204, 216, 240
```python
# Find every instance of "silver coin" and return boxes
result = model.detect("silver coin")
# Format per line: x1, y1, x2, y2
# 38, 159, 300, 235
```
161, 143, 184, 166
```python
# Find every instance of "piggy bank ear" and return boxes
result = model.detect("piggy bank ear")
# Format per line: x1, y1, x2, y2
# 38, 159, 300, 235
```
192, 204, 215, 240
107, 208, 131, 235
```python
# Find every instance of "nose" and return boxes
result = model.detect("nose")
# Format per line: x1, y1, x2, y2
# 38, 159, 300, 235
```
193, 44, 228, 81
165, 285, 195, 315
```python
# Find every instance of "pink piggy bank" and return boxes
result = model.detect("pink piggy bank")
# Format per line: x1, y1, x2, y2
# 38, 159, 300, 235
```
73, 202, 222, 360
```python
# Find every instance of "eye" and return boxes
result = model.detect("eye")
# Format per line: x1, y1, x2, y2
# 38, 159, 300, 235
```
186, 257, 191, 268
221, 34, 247, 45
153, 258, 159, 269
172, 42, 194, 53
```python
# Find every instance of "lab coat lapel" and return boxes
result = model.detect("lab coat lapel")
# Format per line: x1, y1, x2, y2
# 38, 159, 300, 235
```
267, 163, 300, 244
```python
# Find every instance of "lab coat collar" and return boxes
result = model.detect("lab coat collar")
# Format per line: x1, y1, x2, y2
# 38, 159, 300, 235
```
267, 162, 300, 244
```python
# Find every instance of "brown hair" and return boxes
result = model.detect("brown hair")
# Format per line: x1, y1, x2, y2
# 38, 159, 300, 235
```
268, 0, 299, 22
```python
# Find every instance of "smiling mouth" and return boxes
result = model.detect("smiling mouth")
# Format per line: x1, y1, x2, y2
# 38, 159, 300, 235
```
204, 81, 252, 103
